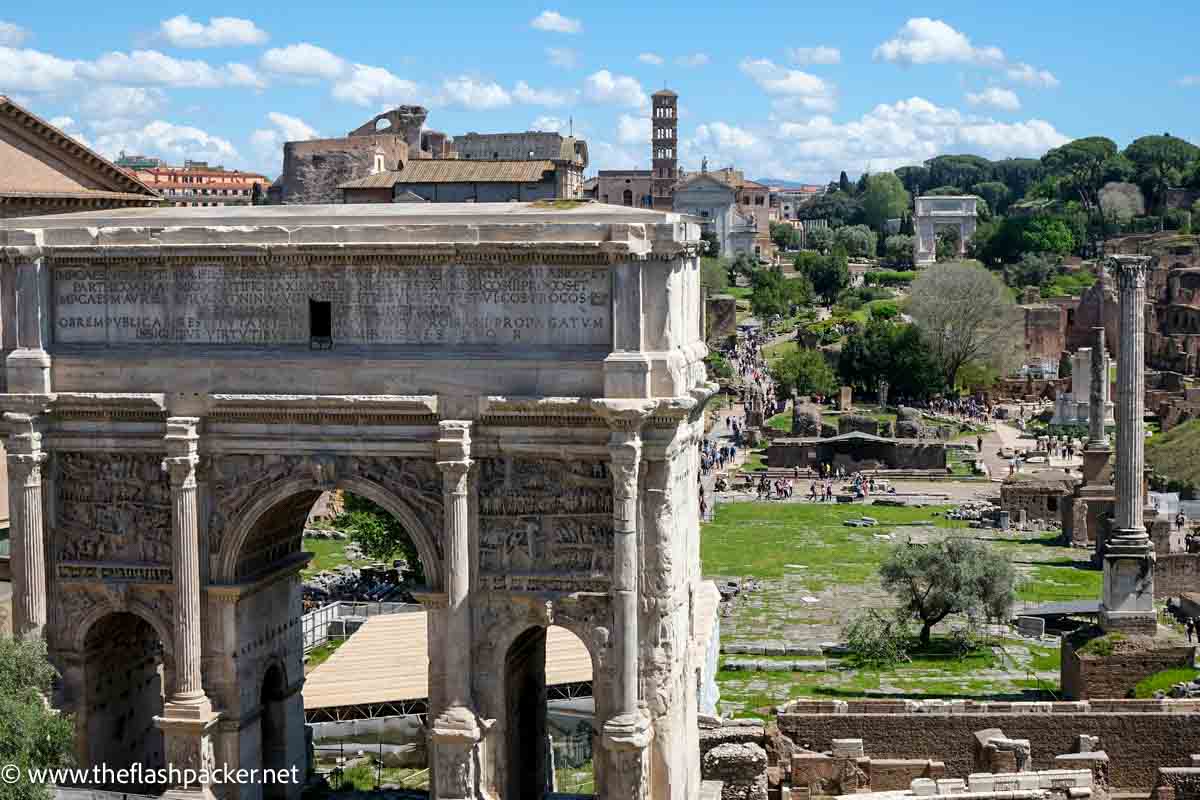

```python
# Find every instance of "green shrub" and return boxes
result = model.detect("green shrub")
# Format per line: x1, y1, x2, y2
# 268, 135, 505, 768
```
843, 609, 912, 667
864, 269, 917, 287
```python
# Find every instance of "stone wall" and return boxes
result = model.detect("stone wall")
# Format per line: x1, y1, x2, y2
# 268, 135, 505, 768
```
1061, 638, 1196, 701
275, 135, 408, 204
706, 295, 737, 344
1023, 304, 1069, 361
1154, 553, 1200, 599
777, 700, 1200, 790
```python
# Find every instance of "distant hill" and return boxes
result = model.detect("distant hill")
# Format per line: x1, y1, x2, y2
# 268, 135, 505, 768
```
1147, 419, 1200, 492
754, 178, 826, 190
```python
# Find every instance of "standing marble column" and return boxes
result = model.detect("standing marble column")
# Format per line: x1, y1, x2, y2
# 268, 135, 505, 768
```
4, 412, 47, 640
1100, 256, 1157, 634
156, 417, 220, 800
1087, 327, 1109, 450
430, 421, 479, 800
593, 399, 656, 800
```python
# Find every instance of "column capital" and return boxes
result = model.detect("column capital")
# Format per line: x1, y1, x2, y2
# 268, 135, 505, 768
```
436, 419, 472, 462
591, 399, 657, 434
2, 411, 44, 453
1107, 255, 1151, 290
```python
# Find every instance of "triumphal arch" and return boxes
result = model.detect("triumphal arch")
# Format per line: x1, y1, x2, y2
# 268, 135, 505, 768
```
0, 202, 713, 800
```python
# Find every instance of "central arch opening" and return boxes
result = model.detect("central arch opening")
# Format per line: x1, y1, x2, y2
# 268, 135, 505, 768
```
82, 612, 166, 792
505, 625, 595, 799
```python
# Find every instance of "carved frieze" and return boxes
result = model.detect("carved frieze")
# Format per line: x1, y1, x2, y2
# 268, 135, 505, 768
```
207, 454, 310, 555
477, 457, 613, 592
54, 452, 172, 565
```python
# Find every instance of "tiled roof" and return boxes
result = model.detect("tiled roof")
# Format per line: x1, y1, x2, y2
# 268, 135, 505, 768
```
340, 159, 557, 189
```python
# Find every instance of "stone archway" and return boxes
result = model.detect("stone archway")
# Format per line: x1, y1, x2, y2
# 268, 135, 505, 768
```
79, 611, 170, 791
260, 660, 289, 800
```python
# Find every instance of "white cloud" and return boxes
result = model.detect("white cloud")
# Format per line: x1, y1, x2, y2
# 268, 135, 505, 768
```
788, 46, 841, 65
738, 58, 836, 112
92, 120, 238, 164
692, 121, 759, 154
966, 87, 1020, 111
874, 17, 1004, 66
251, 111, 318, 169
159, 15, 268, 48
588, 139, 644, 170
546, 47, 577, 69
1180, 75, 1200, 88
49, 115, 74, 129
332, 64, 419, 106
531, 115, 568, 133
675, 53, 709, 68
260, 43, 345, 80
512, 80, 577, 107
78, 50, 260, 89
530, 10, 582, 34
637, 52, 664, 65
438, 76, 511, 110
583, 70, 647, 108
0, 21, 29, 47
874, 18, 1058, 90
0, 45, 78, 92
79, 86, 167, 119
616, 113, 650, 145
1005, 62, 1060, 88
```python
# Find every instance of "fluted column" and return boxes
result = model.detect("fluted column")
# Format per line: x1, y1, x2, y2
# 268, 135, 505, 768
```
430, 420, 479, 800
1100, 256, 1156, 635
592, 399, 656, 800
156, 418, 219, 800
4, 412, 47, 640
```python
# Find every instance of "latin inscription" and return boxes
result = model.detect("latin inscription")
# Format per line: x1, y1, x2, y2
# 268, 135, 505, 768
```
54, 263, 611, 347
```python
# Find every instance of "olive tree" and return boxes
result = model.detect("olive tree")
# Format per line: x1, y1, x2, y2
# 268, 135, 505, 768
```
0, 638, 75, 800
880, 538, 1016, 646
907, 261, 1023, 390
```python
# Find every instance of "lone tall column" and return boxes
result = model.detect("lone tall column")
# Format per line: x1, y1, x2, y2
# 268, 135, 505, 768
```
4, 412, 47, 640
1088, 327, 1108, 450
156, 417, 220, 800
430, 421, 479, 800
1099, 256, 1157, 635
594, 399, 656, 800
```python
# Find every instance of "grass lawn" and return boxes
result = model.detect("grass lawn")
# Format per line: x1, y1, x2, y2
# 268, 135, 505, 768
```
763, 339, 798, 362
702, 502, 962, 586
1134, 667, 1200, 698
739, 449, 768, 473
302, 536, 370, 578
1147, 419, 1200, 492
305, 637, 348, 670
766, 412, 791, 432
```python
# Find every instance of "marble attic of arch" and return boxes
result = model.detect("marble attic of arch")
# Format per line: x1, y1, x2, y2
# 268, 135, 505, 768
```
0, 202, 714, 800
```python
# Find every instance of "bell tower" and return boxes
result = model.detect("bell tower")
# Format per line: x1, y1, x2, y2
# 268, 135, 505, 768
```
651, 88, 678, 211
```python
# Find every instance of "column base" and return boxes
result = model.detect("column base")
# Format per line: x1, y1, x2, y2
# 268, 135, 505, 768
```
1100, 536, 1156, 636
5, 348, 51, 394
1080, 446, 1112, 487
429, 705, 480, 800
603, 712, 652, 800
156, 697, 221, 799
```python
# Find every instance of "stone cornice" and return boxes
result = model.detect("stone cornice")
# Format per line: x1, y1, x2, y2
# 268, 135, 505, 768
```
207, 394, 439, 426
477, 396, 606, 428
49, 392, 168, 422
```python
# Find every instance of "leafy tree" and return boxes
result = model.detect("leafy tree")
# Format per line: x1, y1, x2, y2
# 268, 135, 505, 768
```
700, 257, 730, 294
1124, 134, 1200, 211
991, 158, 1043, 199
771, 347, 837, 399
907, 261, 1023, 389
970, 181, 1010, 216
728, 253, 755, 285
884, 234, 915, 266
700, 230, 720, 258
334, 493, 425, 582
838, 317, 940, 399
925, 185, 965, 196
838, 170, 852, 194
1004, 252, 1058, 289
880, 537, 1016, 646
769, 221, 801, 250
1040, 136, 1119, 211
0, 638, 75, 800
1021, 216, 1075, 255
926, 154, 991, 192
843, 609, 911, 667
1099, 182, 1146, 222
833, 224, 877, 258
861, 172, 911, 231
705, 352, 734, 380
805, 225, 834, 252
1165, 208, 1193, 233
797, 192, 865, 227
798, 246, 849, 305
895, 165, 930, 197
749, 266, 809, 318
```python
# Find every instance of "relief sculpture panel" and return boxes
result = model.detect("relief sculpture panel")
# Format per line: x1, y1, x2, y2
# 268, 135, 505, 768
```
478, 458, 613, 592
55, 452, 172, 566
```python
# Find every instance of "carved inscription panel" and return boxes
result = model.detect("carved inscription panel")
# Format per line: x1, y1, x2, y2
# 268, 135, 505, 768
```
55, 452, 172, 565
53, 261, 612, 347
477, 457, 613, 592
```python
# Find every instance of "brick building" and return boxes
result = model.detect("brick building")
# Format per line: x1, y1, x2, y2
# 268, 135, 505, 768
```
118, 158, 269, 208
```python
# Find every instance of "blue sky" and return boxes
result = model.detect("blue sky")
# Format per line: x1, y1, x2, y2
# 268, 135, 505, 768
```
2, 1, 1197, 182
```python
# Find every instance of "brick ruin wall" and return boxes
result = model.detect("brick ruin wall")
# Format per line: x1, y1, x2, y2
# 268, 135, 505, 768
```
777, 701, 1200, 790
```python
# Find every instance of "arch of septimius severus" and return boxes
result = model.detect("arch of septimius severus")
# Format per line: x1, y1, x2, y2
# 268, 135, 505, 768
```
0, 203, 713, 800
